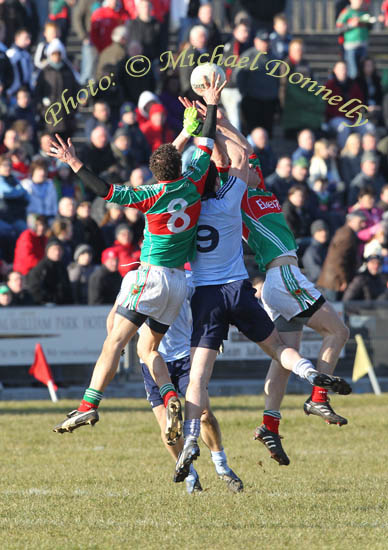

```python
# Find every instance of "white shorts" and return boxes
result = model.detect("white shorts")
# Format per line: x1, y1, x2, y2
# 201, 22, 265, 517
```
261, 264, 322, 322
116, 265, 187, 328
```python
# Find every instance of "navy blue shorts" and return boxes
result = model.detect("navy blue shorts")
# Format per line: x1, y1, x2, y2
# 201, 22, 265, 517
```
191, 279, 274, 349
141, 355, 190, 408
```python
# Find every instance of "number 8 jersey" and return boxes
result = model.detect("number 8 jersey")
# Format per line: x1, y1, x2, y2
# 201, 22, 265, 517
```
104, 138, 214, 268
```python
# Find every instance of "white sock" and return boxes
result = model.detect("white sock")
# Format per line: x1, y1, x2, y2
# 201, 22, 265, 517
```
211, 448, 231, 476
186, 462, 198, 480
183, 419, 200, 443
292, 358, 318, 384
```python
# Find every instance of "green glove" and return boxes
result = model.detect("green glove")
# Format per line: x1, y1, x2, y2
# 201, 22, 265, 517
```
183, 107, 203, 137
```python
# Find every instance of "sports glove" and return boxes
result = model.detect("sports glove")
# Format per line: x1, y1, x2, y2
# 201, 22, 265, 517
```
183, 107, 203, 137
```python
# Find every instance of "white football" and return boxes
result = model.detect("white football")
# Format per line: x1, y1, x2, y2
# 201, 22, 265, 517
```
190, 63, 226, 96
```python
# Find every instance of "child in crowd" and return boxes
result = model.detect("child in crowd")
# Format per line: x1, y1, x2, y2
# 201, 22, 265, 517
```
270, 13, 292, 59
6, 29, 33, 97
21, 157, 58, 223
141, 103, 174, 152
67, 244, 97, 305
10, 148, 30, 180
9, 87, 36, 129
0, 284, 11, 306
336, 0, 373, 78
48, 219, 74, 267
34, 21, 62, 70
118, 102, 150, 165
11, 120, 35, 159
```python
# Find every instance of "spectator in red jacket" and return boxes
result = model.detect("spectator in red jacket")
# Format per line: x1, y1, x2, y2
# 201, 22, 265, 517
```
123, 0, 170, 23
141, 103, 174, 152
380, 0, 388, 27
90, 0, 129, 53
325, 60, 366, 148
13, 214, 48, 276
136, 90, 159, 130
110, 224, 141, 277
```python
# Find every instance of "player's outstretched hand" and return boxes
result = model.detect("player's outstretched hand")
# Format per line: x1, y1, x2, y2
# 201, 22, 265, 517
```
201, 71, 227, 106
179, 96, 205, 120
47, 134, 83, 172
183, 106, 203, 137
178, 96, 194, 110
47, 134, 76, 164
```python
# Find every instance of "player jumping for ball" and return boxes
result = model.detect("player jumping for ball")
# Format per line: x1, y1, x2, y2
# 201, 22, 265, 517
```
137, 270, 243, 494
173, 98, 351, 482
193, 100, 352, 466
49, 73, 227, 439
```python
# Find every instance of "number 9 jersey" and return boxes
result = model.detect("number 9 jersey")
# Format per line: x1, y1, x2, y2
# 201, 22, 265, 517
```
191, 175, 249, 287
104, 137, 214, 268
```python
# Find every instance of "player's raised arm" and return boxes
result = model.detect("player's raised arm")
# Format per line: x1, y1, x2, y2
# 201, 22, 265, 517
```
215, 131, 248, 183
196, 101, 265, 189
201, 72, 226, 140
211, 139, 230, 169
48, 133, 110, 198
172, 128, 191, 154
173, 98, 195, 153
48, 134, 162, 210
196, 100, 254, 155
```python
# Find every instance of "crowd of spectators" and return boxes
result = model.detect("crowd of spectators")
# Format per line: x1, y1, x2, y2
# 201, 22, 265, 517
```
0, 0, 388, 307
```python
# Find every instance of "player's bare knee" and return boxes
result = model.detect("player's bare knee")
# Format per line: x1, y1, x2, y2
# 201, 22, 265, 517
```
200, 408, 213, 425
323, 321, 349, 346
337, 323, 350, 346
189, 377, 206, 394
104, 330, 126, 353
137, 341, 146, 363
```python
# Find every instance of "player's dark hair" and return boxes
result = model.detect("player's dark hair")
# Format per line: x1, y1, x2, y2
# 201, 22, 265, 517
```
149, 143, 182, 182
202, 161, 219, 199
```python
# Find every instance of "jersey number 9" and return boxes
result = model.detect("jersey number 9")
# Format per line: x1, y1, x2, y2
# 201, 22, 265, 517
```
197, 225, 219, 252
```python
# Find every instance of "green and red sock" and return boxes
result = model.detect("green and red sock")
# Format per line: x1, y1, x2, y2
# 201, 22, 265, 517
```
160, 383, 178, 408
263, 409, 281, 434
78, 388, 103, 412
311, 386, 328, 403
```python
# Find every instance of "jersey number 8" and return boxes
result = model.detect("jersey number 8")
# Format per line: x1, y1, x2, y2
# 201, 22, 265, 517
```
167, 199, 191, 233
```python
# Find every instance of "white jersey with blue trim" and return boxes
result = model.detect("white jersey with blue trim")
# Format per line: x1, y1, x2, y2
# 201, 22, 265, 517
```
157, 294, 191, 362
191, 176, 248, 286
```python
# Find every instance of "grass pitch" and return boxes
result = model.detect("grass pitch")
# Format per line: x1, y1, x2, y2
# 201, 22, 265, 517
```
0, 394, 388, 550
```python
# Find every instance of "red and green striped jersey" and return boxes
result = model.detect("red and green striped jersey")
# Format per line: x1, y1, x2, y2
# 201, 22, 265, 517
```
105, 138, 213, 268
218, 154, 297, 272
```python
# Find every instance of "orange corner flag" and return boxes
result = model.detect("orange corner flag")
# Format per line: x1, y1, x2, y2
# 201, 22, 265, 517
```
29, 343, 58, 391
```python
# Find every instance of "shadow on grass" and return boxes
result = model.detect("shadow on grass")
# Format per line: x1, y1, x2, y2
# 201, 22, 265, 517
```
210, 404, 305, 412
0, 399, 312, 416
0, 406, 152, 415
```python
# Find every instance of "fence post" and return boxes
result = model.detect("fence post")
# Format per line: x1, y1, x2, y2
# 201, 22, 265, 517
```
305, 0, 313, 32
316, 0, 323, 31
327, 0, 335, 31
292, 0, 300, 32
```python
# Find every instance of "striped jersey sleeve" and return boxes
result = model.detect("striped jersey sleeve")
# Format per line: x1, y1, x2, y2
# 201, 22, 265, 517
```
183, 137, 214, 195
104, 182, 165, 212
213, 175, 246, 211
